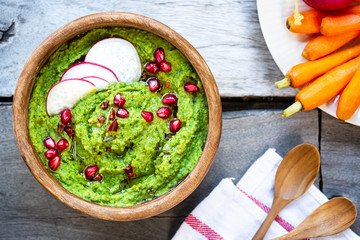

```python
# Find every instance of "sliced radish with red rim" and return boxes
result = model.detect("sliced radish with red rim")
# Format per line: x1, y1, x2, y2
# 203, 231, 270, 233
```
60, 62, 118, 83
46, 79, 96, 116
85, 38, 142, 83
82, 76, 109, 90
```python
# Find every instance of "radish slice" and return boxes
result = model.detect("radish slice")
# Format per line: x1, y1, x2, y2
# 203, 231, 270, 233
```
85, 38, 142, 83
46, 79, 96, 116
82, 76, 109, 90
60, 62, 118, 83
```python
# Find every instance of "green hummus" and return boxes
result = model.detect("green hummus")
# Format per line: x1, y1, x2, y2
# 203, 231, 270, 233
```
28, 27, 208, 207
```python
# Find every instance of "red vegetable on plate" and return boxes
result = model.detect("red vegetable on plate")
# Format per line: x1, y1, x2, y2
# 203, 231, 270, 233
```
303, 0, 356, 11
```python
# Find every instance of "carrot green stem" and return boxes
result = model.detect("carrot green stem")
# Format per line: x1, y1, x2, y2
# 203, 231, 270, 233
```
283, 100, 303, 117
275, 76, 291, 89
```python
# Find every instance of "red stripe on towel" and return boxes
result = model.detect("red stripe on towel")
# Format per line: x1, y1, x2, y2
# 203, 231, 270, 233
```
237, 187, 309, 240
185, 213, 224, 240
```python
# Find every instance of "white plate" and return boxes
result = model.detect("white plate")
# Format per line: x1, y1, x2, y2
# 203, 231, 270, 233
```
257, 0, 360, 126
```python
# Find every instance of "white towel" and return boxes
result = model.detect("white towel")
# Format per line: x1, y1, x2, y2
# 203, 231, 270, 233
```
172, 149, 359, 240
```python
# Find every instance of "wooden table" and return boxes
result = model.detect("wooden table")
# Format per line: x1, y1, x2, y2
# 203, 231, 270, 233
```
1, 0, 359, 238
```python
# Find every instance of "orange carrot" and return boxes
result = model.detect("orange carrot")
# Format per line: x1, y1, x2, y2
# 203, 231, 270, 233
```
321, 14, 360, 36
283, 55, 360, 117
336, 4, 360, 15
287, 10, 327, 33
288, 6, 360, 35
276, 44, 360, 89
336, 67, 360, 120
302, 31, 360, 60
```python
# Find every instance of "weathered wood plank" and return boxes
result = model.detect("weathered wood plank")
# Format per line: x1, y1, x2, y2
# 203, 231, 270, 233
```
0, 104, 180, 239
165, 109, 319, 225
320, 113, 360, 234
1, 104, 323, 238
0, 0, 295, 98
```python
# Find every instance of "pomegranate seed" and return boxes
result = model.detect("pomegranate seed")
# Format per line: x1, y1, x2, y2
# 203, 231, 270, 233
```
57, 138, 69, 151
101, 100, 109, 110
106, 119, 119, 132
128, 172, 137, 178
109, 108, 115, 120
170, 119, 182, 133
61, 109, 72, 124
114, 93, 126, 108
85, 165, 101, 181
57, 124, 65, 132
160, 61, 171, 72
147, 77, 161, 92
48, 156, 61, 171
162, 94, 177, 105
141, 111, 154, 122
98, 115, 105, 123
43, 136, 56, 149
157, 107, 172, 119
145, 62, 160, 74
44, 149, 58, 160
65, 127, 75, 138
123, 166, 132, 173
154, 48, 165, 63
116, 108, 129, 118
184, 82, 199, 93
92, 174, 103, 181
124, 165, 137, 178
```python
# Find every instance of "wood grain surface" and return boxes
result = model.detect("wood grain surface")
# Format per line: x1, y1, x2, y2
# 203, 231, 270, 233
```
320, 113, 360, 234
252, 143, 321, 240
1, 0, 360, 238
1, 105, 325, 239
12, 12, 222, 221
0, 0, 297, 98
272, 197, 357, 240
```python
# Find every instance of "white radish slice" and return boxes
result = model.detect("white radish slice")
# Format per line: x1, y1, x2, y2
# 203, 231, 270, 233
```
85, 38, 142, 83
60, 62, 118, 83
82, 76, 109, 90
46, 79, 96, 116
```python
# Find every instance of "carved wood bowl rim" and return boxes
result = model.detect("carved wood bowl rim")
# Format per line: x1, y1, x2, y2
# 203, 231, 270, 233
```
12, 12, 222, 221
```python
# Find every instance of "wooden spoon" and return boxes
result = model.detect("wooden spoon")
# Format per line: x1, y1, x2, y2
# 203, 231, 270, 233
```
272, 197, 357, 240
252, 143, 320, 240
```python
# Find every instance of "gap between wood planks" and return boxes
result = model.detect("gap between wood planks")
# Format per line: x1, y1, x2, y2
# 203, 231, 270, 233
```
0, 97, 324, 195
1, 96, 294, 109
0, 96, 13, 105
221, 96, 294, 111
222, 97, 324, 192
318, 110, 323, 191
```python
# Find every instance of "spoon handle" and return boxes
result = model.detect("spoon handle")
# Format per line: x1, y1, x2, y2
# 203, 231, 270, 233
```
271, 197, 357, 240
252, 200, 286, 240
271, 234, 293, 240
271, 229, 309, 240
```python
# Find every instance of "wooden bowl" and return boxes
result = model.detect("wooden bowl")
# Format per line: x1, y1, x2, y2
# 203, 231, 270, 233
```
13, 12, 222, 221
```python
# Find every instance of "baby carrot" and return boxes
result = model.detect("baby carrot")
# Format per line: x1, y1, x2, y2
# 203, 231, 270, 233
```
276, 44, 360, 89
302, 31, 360, 60
336, 4, 360, 15
336, 67, 360, 120
287, 10, 327, 33
283, 55, 360, 117
321, 14, 360, 36
288, 6, 360, 35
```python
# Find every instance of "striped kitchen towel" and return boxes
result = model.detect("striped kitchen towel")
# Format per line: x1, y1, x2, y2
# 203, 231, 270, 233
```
172, 148, 360, 240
